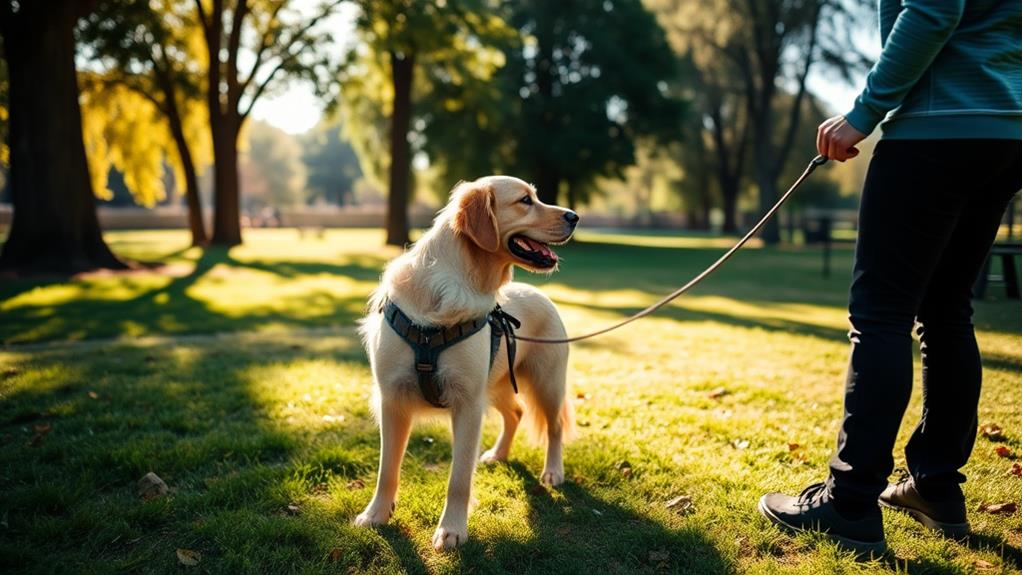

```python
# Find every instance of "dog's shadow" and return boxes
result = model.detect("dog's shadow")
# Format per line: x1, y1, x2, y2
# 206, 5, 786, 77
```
375, 459, 730, 574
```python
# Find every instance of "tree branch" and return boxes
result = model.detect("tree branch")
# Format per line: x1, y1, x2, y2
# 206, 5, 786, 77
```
225, 0, 248, 109
237, 0, 289, 98
773, 3, 821, 178
194, 0, 211, 42
238, 0, 343, 118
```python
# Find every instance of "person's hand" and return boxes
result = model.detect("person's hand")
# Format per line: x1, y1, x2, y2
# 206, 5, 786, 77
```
817, 115, 867, 162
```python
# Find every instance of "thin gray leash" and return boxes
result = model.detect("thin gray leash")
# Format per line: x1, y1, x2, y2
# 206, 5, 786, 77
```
515, 155, 830, 344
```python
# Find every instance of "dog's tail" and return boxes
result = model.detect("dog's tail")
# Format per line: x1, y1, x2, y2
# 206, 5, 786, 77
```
520, 381, 575, 446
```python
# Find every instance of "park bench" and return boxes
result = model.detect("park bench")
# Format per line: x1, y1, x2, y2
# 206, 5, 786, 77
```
973, 242, 1022, 300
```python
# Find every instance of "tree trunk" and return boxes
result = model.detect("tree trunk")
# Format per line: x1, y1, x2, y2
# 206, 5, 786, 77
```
756, 170, 781, 244
386, 50, 414, 247
721, 180, 739, 234
209, 118, 242, 246
534, 166, 560, 206
162, 83, 207, 247
752, 96, 781, 244
0, 1, 126, 274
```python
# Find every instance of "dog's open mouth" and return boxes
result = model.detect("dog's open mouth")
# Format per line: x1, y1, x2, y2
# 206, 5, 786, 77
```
508, 234, 559, 269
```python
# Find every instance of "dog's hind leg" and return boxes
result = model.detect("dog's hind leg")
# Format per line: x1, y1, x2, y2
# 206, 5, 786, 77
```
433, 400, 485, 551
480, 387, 522, 464
518, 348, 571, 487
355, 401, 412, 527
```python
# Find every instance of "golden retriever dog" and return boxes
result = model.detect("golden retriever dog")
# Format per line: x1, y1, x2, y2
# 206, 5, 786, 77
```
355, 176, 578, 551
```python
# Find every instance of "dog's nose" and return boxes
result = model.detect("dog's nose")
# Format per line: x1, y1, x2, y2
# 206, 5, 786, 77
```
563, 211, 580, 226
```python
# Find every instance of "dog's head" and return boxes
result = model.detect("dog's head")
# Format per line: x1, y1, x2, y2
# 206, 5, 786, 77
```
450, 176, 579, 272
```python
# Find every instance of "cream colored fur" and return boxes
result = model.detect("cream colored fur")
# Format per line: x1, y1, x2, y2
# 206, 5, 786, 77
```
354, 176, 576, 551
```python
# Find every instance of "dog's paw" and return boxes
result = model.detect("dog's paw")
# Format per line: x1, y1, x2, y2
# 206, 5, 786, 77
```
479, 447, 508, 465
540, 468, 564, 487
432, 524, 468, 551
353, 502, 394, 527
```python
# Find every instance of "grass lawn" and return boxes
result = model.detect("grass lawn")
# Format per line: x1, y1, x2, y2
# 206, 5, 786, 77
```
1, 228, 1021, 574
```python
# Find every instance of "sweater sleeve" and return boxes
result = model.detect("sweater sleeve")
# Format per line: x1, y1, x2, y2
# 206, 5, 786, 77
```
844, 0, 966, 134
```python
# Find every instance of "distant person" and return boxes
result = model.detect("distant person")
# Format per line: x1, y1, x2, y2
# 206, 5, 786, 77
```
757, 0, 1022, 554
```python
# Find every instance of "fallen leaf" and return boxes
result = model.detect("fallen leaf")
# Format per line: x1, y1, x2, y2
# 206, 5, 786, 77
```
995, 446, 1013, 458
787, 443, 801, 452
1011, 463, 1021, 477
974, 559, 996, 570
731, 439, 750, 450
328, 548, 343, 562
977, 502, 1017, 515
88, 391, 99, 399
666, 495, 695, 515
176, 548, 201, 566
980, 423, 1004, 440
615, 460, 633, 478
26, 423, 52, 447
576, 391, 591, 400
347, 479, 365, 490
708, 388, 729, 399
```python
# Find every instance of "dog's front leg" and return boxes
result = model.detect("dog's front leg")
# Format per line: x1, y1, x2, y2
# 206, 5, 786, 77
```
432, 400, 484, 551
355, 402, 412, 527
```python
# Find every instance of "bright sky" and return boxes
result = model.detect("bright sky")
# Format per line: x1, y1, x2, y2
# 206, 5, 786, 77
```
251, 11, 881, 135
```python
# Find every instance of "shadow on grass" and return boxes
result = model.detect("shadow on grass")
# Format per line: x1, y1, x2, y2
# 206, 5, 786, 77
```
0, 246, 386, 344
877, 530, 1022, 574
371, 459, 729, 575
0, 328, 731, 574
0, 334, 386, 573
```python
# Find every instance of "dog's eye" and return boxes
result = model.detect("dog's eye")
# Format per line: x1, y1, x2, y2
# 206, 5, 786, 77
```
519, 196, 534, 206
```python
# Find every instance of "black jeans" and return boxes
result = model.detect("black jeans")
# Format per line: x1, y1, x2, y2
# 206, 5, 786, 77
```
827, 139, 1022, 505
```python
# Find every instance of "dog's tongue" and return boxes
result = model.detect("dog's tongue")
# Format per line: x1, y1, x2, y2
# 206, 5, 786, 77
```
525, 237, 557, 261
518, 237, 556, 261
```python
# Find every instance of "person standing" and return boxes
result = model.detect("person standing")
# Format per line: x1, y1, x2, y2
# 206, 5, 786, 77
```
758, 0, 1022, 554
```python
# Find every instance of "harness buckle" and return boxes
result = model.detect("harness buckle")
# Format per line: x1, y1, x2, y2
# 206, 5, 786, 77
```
415, 362, 435, 373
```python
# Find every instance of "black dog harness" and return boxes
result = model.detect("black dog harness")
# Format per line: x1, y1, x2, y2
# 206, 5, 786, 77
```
382, 299, 521, 408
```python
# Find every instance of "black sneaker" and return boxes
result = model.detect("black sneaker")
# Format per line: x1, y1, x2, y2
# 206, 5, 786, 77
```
758, 482, 887, 555
878, 476, 969, 538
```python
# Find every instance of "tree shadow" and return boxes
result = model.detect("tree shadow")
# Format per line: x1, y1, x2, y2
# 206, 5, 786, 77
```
1, 246, 386, 344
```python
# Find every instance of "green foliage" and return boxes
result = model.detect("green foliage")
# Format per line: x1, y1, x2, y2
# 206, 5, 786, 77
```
339, 0, 516, 196
300, 120, 363, 206
495, 0, 685, 201
1, 229, 1020, 573
240, 121, 307, 209
78, 0, 212, 207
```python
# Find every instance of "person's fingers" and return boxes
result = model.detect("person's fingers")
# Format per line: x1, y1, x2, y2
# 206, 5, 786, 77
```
846, 146, 860, 159
827, 132, 842, 162
816, 123, 826, 157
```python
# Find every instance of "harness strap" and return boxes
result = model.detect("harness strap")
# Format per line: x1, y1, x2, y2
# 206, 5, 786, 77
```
382, 300, 516, 408
488, 304, 521, 393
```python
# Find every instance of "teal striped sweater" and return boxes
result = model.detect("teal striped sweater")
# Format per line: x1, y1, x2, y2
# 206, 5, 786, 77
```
845, 0, 1022, 140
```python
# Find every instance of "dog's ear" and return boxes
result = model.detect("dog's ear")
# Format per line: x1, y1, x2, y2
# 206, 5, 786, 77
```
453, 181, 500, 252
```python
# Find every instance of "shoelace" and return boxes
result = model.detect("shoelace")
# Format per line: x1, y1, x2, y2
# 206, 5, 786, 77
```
489, 305, 522, 393
893, 467, 912, 484
797, 482, 829, 505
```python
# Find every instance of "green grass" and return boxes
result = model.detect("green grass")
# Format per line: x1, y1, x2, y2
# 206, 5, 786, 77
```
1, 228, 1020, 574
